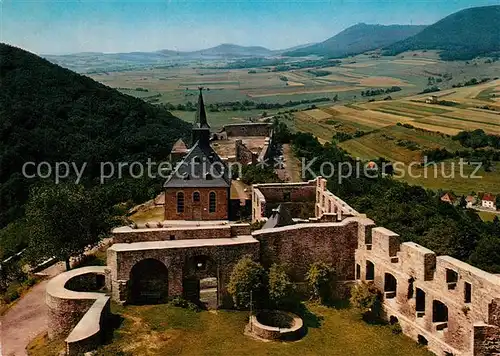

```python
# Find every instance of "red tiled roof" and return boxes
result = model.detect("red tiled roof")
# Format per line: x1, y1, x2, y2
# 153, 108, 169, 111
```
482, 193, 496, 202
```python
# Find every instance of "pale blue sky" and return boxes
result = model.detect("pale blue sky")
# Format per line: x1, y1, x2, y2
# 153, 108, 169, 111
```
0, 0, 498, 54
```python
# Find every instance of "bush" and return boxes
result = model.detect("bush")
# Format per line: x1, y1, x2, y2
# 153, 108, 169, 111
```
306, 262, 335, 303
350, 282, 382, 321
2, 287, 20, 304
227, 256, 266, 309
168, 297, 201, 312
268, 263, 296, 309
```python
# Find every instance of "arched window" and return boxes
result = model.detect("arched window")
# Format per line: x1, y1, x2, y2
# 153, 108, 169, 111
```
205, 173, 213, 180
177, 192, 184, 213
209, 192, 216, 213
193, 191, 200, 202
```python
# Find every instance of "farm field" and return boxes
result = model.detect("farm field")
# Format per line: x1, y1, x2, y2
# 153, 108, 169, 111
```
28, 303, 433, 356
292, 79, 500, 141
88, 53, 500, 129
400, 161, 500, 196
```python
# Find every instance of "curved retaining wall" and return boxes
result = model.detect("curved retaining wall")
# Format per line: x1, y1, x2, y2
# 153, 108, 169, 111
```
248, 311, 304, 341
46, 266, 110, 355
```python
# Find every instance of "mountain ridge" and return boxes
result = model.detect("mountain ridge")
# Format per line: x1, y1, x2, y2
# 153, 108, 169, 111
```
383, 5, 500, 60
283, 23, 427, 58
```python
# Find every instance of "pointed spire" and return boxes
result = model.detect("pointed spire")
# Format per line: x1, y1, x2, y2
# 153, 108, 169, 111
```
194, 87, 210, 129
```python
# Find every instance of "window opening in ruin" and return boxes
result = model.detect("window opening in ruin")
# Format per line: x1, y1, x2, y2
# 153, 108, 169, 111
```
193, 191, 200, 202
417, 335, 428, 346
407, 277, 415, 299
416, 288, 426, 317
432, 300, 448, 323
384, 273, 397, 299
356, 264, 361, 280
366, 261, 375, 280
446, 269, 458, 290
464, 282, 472, 303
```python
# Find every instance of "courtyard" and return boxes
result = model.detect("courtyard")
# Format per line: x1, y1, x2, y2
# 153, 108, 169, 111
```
28, 302, 433, 356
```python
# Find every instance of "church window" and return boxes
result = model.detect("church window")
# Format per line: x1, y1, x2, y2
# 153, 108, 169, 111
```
209, 192, 216, 213
177, 192, 184, 213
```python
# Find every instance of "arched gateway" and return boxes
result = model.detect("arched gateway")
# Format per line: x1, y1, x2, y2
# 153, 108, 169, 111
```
129, 258, 169, 304
183, 255, 219, 309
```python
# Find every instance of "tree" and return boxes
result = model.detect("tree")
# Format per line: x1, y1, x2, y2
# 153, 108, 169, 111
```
25, 184, 116, 270
268, 263, 296, 309
306, 261, 335, 303
227, 256, 266, 309
350, 282, 382, 320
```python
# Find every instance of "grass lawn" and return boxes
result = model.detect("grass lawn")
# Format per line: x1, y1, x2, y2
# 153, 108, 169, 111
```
129, 206, 164, 224
339, 125, 462, 164
28, 303, 433, 356
396, 160, 500, 196
478, 210, 500, 222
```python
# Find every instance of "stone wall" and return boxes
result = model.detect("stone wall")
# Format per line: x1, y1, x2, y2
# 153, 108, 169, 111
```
235, 140, 256, 165
252, 217, 372, 281
222, 123, 271, 137
164, 187, 229, 220
46, 266, 109, 355
355, 226, 500, 356
113, 224, 234, 243
251, 180, 317, 222
107, 236, 259, 307
252, 177, 359, 222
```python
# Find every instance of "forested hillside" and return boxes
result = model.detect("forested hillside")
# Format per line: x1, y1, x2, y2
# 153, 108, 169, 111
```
0, 43, 191, 230
284, 23, 426, 58
383, 5, 500, 60
292, 132, 500, 273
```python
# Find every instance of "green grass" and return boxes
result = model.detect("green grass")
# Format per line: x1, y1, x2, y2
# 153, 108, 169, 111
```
478, 211, 499, 222
398, 160, 500, 196
476, 87, 497, 102
339, 125, 462, 164
129, 206, 164, 224
28, 303, 434, 356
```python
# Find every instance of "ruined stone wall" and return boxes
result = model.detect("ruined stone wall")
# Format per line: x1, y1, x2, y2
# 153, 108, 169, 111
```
314, 177, 358, 220
107, 238, 259, 307
235, 139, 255, 165
251, 177, 359, 222
252, 218, 372, 282
223, 123, 271, 137
355, 227, 500, 356
112, 224, 234, 243
251, 180, 317, 222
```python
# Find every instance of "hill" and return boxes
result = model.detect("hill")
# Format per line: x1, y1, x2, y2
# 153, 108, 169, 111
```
187, 43, 273, 57
383, 5, 500, 60
0, 43, 191, 228
283, 23, 426, 58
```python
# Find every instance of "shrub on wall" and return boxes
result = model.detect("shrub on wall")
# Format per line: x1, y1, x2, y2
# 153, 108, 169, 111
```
268, 263, 297, 309
306, 261, 335, 303
350, 282, 382, 321
227, 256, 267, 309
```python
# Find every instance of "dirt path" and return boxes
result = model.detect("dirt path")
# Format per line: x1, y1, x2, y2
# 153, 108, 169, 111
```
0, 239, 111, 355
0, 262, 65, 356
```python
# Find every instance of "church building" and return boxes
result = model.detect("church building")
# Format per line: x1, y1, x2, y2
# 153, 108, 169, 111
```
163, 89, 230, 220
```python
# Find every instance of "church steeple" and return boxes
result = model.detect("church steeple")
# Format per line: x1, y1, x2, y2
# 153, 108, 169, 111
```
194, 87, 210, 129
192, 87, 211, 146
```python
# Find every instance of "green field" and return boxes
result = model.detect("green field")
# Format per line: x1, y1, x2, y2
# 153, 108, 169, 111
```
28, 303, 433, 356
90, 52, 500, 129
400, 160, 500, 195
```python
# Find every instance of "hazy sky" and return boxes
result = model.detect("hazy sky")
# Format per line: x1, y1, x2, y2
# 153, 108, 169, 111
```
1, 0, 498, 54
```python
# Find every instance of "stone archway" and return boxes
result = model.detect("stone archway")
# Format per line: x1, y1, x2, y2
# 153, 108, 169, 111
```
183, 255, 219, 309
129, 258, 169, 305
